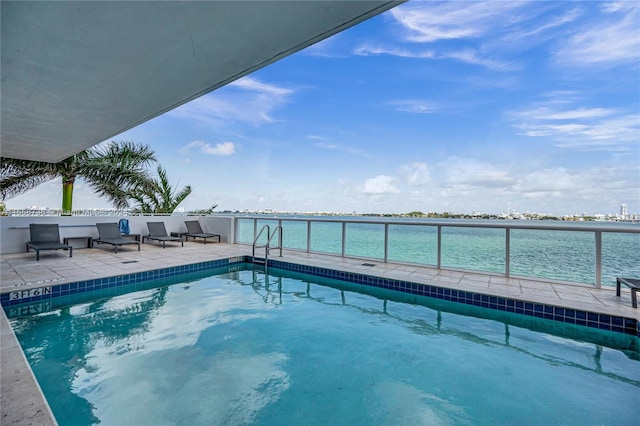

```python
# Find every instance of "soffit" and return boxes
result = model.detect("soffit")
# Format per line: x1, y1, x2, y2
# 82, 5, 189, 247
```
1, 1, 402, 162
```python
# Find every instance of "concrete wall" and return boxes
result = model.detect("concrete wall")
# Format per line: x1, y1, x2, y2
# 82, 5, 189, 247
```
0, 215, 236, 254
200, 216, 235, 244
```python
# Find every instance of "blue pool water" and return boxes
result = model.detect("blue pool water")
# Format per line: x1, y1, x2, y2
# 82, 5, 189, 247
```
7, 265, 640, 425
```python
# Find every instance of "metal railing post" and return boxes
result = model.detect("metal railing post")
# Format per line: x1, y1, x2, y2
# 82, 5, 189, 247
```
384, 223, 389, 263
233, 218, 238, 244
595, 231, 602, 288
505, 228, 511, 278
307, 221, 311, 253
437, 225, 442, 269
253, 219, 258, 244
341, 222, 346, 257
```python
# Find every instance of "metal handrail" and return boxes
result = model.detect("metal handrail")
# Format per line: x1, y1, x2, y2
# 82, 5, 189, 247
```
252, 224, 283, 267
237, 216, 639, 288
252, 224, 270, 260
268, 225, 283, 258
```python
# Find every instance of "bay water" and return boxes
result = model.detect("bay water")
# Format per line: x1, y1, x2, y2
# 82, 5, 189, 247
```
236, 217, 640, 287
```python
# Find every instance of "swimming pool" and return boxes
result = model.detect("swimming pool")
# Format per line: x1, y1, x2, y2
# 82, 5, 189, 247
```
6, 264, 640, 425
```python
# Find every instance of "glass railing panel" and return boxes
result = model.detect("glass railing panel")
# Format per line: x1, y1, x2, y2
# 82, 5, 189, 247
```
441, 227, 505, 274
344, 223, 384, 260
280, 220, 307, 250
510, 229, 595, 284
602, 232, 640, 287
236, 218, 254, 244
387, 224, 437, 265
309, 221, 342, 255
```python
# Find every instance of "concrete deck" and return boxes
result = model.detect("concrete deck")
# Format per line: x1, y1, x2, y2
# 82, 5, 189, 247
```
2, 242, 639, 425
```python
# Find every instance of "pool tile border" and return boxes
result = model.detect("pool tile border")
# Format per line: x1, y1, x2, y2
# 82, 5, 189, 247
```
267, 259, 640, 338
2, 256, 638, 338
1, 256, 245, 307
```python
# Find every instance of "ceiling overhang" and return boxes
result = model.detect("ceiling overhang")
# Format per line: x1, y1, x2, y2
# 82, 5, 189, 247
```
1, 1, 402, 162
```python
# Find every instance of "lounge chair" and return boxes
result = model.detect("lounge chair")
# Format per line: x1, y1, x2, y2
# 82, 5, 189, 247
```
94, 222, 141, 253
616, 277, 640, 308
184, 220, 221, 244
143, 222, 184, 248
26, 224, 72, 261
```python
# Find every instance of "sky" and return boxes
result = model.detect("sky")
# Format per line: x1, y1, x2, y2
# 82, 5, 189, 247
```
7, 0, 640, 216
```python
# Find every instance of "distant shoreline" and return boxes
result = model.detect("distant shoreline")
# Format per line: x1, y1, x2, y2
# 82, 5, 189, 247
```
2, 207, 638, 223
223, 211, 639, 223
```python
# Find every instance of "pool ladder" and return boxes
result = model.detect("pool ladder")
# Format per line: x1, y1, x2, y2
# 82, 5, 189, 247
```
252, 225, 282, 270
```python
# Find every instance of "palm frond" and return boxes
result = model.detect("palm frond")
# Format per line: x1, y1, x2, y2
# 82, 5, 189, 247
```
189, 204, 218, 215
0, 158, 60, 200
81, 141, 157, 208
172, 185, 192, 208
129, 165, 192, 213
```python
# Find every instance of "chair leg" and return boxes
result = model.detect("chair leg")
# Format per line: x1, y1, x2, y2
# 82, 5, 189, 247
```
69, 247, 73, 258
36, 249, 40, 261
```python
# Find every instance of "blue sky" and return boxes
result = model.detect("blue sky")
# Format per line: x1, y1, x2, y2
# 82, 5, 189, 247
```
9, 1, 640, 216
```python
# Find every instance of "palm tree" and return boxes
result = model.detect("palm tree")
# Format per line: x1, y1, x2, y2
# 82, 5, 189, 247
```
188, 205, 218, 215
1, 141, 156, 214
129, 165, 192, 214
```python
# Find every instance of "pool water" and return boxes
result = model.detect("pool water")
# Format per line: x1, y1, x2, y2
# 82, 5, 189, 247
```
7, 265, 640, 425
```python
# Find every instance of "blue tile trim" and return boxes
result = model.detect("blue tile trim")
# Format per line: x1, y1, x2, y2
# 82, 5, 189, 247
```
1, 256, 249, 307
266, 258, 640, 338
3, 256, 638, 338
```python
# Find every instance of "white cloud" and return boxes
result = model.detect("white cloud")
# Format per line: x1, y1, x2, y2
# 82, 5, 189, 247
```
399, 162, 430, 186
301, 33, 347, 58
440, 157, 516, 188
315, 142, 370, 158
521, 107, 615, 121
181, 141, 235, 156
353, 44, 434, 58
168, 77, 293, 126
385, 1, 639, 72
510, 168, 577, 198
507, 166, 639, 208
229, 77, 293, 97
390, 1, 533, 43
441, 49, 518, 71
554, 2, 640, 67
388, 100, 439, 114
509, 99, 640, 149
492, 7, 583, 50
361, 175, 400, 195
354, 44, 514, 71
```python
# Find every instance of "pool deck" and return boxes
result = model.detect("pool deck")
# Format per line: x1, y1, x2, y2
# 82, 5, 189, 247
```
2, 242, 639, 425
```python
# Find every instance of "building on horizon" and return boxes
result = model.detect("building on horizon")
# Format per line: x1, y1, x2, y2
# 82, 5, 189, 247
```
620, 203, 628, 219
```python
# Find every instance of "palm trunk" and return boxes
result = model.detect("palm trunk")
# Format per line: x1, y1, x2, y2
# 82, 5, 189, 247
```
62, 178, 74, 215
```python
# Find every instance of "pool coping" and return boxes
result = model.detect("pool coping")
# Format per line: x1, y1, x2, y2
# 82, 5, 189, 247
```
1, 308, 58, 426
3, 255, 639, 337
2, 252, 639, 425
